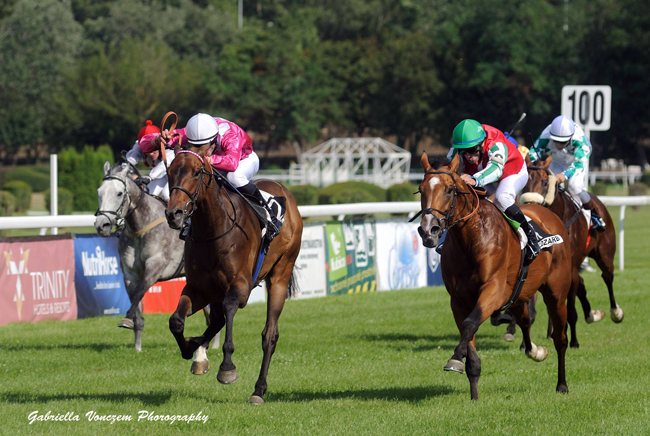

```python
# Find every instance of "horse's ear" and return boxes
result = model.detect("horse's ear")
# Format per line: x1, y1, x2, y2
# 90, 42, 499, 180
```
420, 152, 432, 172
104, 161, 110, 176
525, 153, 531, 166
173, 142, 181, 154
543, 155, 553, 167
449, 152, 460, 173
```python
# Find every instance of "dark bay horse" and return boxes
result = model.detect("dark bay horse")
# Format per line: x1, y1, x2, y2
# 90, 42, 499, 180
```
520, 155, 621, 348
95, 161, 187, 352
416, 152, 572, 400
165, 146, 302, 405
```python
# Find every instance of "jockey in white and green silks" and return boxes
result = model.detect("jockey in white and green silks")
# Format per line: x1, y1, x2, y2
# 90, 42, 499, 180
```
531, 115, 606, 231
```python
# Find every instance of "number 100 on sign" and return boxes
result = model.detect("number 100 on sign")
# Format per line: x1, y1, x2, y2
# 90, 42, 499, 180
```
561, 85, 611, 132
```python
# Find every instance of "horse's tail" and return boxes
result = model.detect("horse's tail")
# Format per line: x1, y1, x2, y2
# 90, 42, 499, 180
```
287, 266, 300, 300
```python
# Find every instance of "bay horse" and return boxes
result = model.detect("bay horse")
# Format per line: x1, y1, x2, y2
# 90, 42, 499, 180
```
519, 155, 622, 348
416, 152, 572, 400
95, 161, 187, 352
165, 145, 302, 405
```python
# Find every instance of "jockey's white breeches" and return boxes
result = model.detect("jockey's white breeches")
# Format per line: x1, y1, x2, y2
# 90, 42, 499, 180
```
226, 151, 260, 188
148, 177, 169, 202
484, 164, 529, 212
550, 161, 590, 204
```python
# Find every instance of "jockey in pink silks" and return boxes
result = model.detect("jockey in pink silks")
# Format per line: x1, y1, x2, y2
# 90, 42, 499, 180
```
162, 113, 280, 241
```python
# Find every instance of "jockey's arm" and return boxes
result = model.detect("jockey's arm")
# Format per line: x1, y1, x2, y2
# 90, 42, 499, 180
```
563, 139, 590, 179
125, 141, 143, 166
206, 128, 248, 172
473, 142, 506, 187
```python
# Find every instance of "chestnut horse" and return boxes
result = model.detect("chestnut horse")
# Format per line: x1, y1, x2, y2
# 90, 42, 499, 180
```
416, 152, 572, 400
165, 146, 302, 405
519, 155, 622, 348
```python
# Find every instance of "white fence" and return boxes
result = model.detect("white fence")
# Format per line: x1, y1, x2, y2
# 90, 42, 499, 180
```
2, 197, 650, 271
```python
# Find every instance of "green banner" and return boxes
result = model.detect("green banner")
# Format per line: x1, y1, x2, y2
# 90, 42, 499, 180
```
325, 220, 376, 295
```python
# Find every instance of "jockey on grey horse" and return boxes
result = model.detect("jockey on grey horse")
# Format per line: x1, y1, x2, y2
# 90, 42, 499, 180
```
95, 159, 185, 352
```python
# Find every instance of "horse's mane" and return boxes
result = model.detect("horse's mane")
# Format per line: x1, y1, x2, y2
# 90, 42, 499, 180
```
109, 159, 142, 179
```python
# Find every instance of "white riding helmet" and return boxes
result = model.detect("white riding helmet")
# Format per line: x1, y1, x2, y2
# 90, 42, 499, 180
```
549, 115, 575, 143
185, 113, 219, 145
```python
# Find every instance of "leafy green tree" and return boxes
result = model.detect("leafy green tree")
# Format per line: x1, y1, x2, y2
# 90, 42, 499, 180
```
59, 145, 113, 211
0, 0, 83, 162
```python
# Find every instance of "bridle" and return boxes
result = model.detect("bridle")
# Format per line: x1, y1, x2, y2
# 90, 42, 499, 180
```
409, 170, 480, 231
95, 171, 144, 232
169, 150, 242, 242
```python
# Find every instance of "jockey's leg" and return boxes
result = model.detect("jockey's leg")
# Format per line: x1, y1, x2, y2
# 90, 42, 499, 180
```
147, 177, 170, 202
229, 152, 281, 241
494, 166, 540, 261
568, 172, 605, 231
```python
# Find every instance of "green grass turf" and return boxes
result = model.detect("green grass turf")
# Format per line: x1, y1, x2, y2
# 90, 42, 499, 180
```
1, 207, 650, 435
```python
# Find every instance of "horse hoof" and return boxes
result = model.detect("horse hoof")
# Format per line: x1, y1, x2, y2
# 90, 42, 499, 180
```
526, 344, 548, 362
249, 395, 265, 405
217, 369, 238, 384
443, 359, 464, 374
191, 360, 210, 375
611, 305, 624, 323
556, 384, 568, 394
503, 333, 515, 342
117, 318, 134, 329
586, 310, 605, 324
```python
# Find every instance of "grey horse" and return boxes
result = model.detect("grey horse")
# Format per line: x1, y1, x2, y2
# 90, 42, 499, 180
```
94, 161, 187, 353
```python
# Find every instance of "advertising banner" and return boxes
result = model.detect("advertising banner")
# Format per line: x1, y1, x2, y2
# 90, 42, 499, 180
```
375, 221, 428, 291
294, 224, 327, 299
0, 236, 77, 326
325, 220, 376, 295
426, 231, 445, 287
73, 234, 130, 318
142, 277, 266, 314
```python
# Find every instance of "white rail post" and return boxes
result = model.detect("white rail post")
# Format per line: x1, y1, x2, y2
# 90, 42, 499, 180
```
50, 154, 58, 235
619, 205, 625, 271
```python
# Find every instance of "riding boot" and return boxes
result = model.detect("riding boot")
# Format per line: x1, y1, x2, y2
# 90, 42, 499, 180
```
504, 204, 541, 262
238, 182, 281, 243
584, 199, 606, 232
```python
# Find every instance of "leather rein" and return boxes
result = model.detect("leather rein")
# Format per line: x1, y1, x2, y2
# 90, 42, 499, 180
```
409, 170, 480, 229
169, 150, 243, 242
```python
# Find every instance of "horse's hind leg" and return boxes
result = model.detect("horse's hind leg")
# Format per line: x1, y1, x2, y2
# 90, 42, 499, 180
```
577, 275, 605, 324
566, 273, 580, 348
218, 279, 250, 386
592, 247, 623, 322
539, 284, 569, 393
510, 302, 548, 362
169, 285, 209, 360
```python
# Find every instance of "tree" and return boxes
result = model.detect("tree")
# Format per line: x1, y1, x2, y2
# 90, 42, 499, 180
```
0, 0, 83, 162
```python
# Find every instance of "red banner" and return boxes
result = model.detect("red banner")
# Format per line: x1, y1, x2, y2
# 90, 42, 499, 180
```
0, 236, 78, 326
142, 277, 185, 314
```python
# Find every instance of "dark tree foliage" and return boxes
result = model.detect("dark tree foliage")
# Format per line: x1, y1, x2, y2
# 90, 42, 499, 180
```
0, 0, 648, 166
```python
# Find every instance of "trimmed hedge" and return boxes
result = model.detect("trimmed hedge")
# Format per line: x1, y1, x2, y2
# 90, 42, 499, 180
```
3, 165, 50, 192
591, 182, 607, 196
0, 191, 16, 216
45, 188, 75, 215
59, 145, 114, 212
3, 180, 32, 211
317, 181, 386, 205
387, 182, 419, 202
289, 184, 319, 205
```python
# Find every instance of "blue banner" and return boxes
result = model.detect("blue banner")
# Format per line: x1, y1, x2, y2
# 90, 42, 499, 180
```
73, 234, 130, 318
426, 231, 445, 287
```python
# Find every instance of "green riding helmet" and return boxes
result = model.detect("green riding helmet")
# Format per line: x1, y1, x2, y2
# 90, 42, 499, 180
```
452, 119, 486, 149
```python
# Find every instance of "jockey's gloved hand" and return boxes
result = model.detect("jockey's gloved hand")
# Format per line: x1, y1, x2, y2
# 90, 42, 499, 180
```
135, 176, 151, 187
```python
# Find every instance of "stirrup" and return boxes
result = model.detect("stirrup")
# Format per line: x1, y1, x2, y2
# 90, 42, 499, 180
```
591, 216, 606, 232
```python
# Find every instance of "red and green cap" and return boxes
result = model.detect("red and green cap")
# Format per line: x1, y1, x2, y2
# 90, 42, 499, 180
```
452, 119, 486, 149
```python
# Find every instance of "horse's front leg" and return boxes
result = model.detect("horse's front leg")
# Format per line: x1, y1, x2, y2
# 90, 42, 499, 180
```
509, 302, 548, 362
191, 303, 226, 375
217, 279, 250, 385
446, 282, 503, 400
120, 258, 167, 328
169, 285, 209, 360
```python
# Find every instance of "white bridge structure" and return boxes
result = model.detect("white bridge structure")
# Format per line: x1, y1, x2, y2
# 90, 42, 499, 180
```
289, 137, 411, 188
